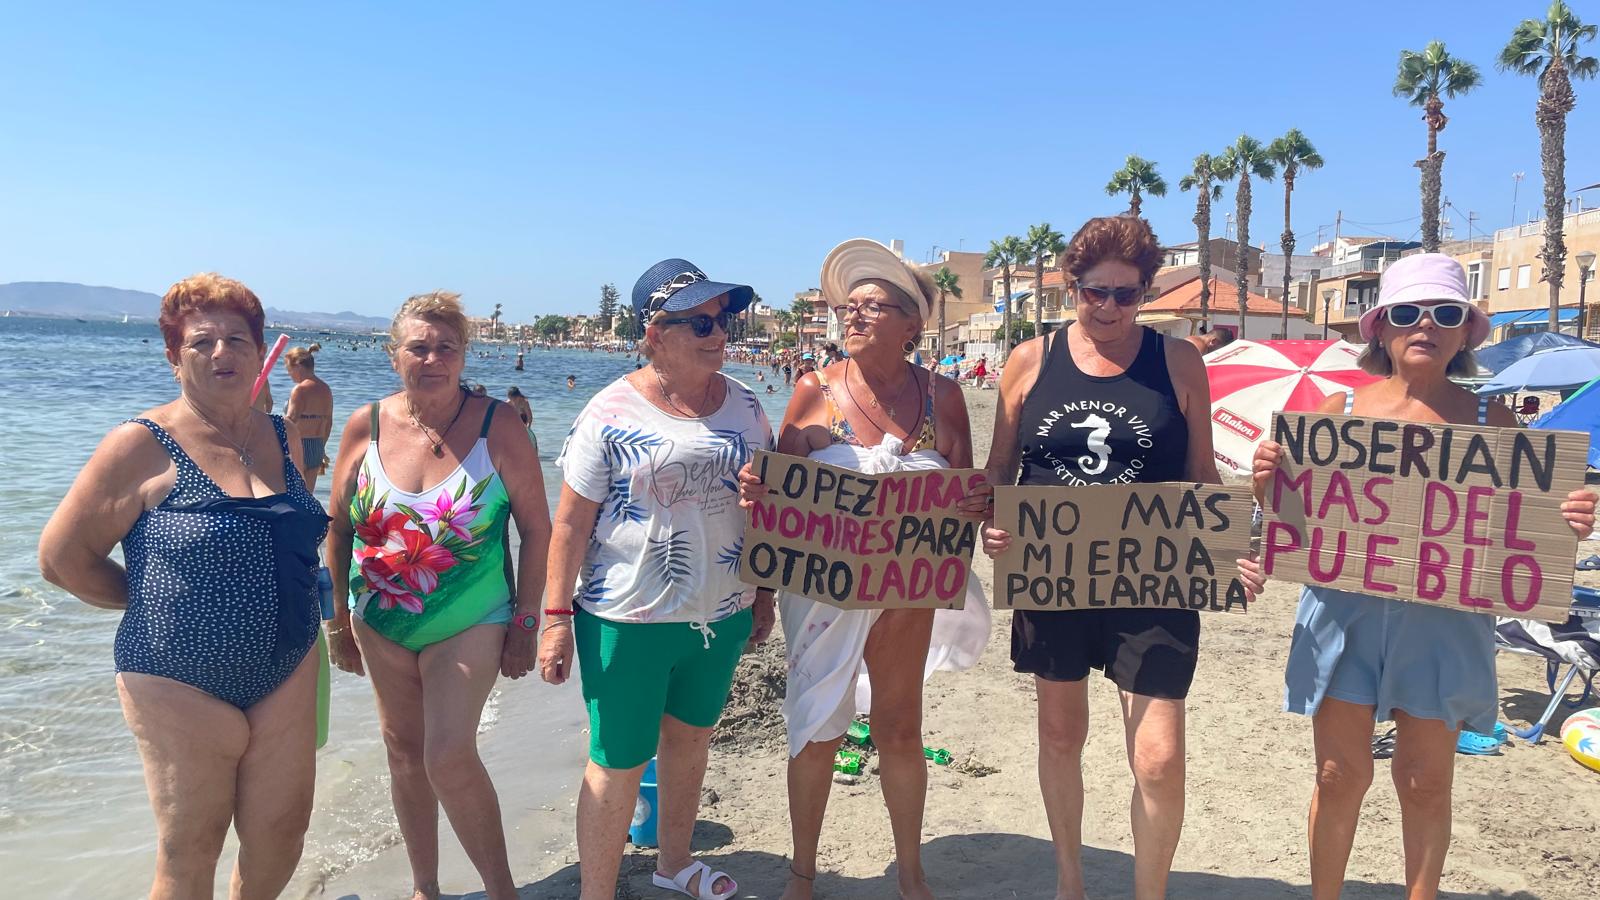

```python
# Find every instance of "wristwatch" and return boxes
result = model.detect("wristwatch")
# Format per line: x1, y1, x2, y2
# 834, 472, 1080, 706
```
513, 612, 539, 633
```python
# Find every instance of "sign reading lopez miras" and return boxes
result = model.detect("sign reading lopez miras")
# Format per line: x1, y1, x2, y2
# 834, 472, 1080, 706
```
993, 483, 1255, 612
1263, 413, 1588, 623
740, 451, 982, 609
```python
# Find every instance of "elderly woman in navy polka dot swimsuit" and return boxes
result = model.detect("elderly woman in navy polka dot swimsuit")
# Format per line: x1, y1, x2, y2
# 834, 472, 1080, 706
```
39, 273, 329, 900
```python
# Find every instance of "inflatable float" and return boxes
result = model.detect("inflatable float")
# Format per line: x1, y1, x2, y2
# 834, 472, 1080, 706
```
1562, 708, 1600, 773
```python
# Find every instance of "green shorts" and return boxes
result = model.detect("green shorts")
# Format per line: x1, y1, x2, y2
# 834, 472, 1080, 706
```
574, 606, 753, 769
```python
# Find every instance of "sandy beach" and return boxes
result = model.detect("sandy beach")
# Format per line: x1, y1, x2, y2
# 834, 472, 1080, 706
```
325, 384, 1600, 900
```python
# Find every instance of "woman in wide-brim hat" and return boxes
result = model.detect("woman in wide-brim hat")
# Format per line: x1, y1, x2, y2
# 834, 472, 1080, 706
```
739, 238, 989, 900
1253, 252, 1596, 898
540, 258, 775, 900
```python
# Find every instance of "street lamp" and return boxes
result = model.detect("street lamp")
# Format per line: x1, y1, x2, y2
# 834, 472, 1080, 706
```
1321, 288, 1339, 340
1579, 249, 1596, 340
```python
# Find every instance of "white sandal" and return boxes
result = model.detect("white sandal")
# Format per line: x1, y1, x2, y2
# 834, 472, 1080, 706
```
652, 860, 738, 900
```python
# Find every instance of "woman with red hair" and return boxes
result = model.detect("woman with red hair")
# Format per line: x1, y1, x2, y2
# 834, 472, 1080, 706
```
39, 273, 328, 898
971, 216, 1264, 900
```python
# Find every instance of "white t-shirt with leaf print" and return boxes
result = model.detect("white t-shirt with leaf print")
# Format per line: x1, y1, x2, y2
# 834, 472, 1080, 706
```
557, 374, 773, 625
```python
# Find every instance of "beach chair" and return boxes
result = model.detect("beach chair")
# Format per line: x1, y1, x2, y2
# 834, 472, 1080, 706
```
1494, 586, 1600, 742
1514, 396, 1541, 425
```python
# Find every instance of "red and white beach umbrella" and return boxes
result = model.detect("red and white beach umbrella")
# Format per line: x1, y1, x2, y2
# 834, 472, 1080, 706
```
1204, 339, 1380, 474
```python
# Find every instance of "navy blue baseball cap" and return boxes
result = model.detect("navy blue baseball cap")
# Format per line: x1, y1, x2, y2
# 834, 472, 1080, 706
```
631, 258, 754, 321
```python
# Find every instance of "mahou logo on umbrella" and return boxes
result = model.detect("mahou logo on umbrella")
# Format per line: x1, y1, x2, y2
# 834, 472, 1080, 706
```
1202, 339, 1379, 475
1212, 407, 1262, 441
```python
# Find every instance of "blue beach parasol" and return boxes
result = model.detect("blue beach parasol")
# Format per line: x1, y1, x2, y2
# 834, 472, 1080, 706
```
1476, 346, 1600, 396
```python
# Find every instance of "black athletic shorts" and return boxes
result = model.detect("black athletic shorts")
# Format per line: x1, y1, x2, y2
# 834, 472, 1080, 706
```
1011, 608, 1201, 699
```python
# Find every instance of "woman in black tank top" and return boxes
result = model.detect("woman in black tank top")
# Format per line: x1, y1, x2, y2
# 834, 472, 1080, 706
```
967, 215, 1263, 899
1017, 324, 1188, 486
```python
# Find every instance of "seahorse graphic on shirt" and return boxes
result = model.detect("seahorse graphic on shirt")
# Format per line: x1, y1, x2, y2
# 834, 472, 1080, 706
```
1070, 414, 1112, 475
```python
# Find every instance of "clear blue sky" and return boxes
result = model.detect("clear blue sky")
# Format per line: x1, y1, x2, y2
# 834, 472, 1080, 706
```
2, 1, 1594, 319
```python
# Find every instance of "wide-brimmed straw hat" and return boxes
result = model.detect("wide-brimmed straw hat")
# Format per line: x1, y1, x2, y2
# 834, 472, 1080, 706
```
819, 239, 931, 321
1358, 253, 1490, 348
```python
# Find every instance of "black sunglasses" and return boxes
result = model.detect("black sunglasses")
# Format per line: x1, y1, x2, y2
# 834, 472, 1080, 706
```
1076, 283, 1146, 307
658, 311, 731, 338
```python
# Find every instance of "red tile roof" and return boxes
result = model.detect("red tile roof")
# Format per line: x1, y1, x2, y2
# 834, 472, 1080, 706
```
1144, 276, 1304, 316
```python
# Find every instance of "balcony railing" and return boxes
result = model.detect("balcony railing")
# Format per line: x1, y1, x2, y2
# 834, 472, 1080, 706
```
1494, 208, 1600, 243
1323, 257, 1383, 279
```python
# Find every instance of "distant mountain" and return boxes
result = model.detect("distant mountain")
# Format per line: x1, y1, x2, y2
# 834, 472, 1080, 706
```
263, 306, 391, 331
0, 282, 159, 318
0, 281, 389, 331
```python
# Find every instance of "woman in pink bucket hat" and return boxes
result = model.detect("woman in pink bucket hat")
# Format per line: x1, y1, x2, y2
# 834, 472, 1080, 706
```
1251, 252, 1598, 898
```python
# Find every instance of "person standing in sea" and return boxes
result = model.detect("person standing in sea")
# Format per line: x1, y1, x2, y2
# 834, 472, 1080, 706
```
284, 345, 334, 491
970, 215, 1264, 900
324, 291, 550, 900
39, 273, 328, 899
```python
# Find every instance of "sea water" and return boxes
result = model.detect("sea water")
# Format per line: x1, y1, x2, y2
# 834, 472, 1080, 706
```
0, 316, 789, 897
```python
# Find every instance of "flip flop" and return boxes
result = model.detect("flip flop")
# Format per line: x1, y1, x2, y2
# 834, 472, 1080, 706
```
1371, 727, 1397, 760
1457, 730, 1503, 755
1577, 555, 1600, 571
653, 860, 737, 900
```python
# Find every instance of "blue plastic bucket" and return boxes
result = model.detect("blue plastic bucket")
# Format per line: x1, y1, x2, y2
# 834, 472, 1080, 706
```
629, 757, 659, 847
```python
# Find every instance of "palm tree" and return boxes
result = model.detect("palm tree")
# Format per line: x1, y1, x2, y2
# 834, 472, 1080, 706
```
790, 297, 815, 349
1025, 223, 1066, 338
933, 266, 962, 360
1394, 41, 1483, 253
774, 309, 794, 347
490, 302, 503, 341
1180, 153, 1226, 330
1500, 1, 1598, 331
1266, 130, 1324, 338
746, 291, 763, 347
984, 235, 1029, 363
1104, 155, 1168, 217
1214, 135, 1276, 339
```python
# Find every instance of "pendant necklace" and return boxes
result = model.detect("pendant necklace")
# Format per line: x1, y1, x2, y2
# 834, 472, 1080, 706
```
183, 394, 257, 467
846, 359, 916, 426
407, 388, 469, 457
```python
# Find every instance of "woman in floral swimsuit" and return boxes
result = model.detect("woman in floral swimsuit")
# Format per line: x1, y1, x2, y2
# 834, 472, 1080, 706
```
325, 291, 551, 900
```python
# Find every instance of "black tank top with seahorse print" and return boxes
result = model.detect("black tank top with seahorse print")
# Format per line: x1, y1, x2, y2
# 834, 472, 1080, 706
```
1016, 325, 1188, 487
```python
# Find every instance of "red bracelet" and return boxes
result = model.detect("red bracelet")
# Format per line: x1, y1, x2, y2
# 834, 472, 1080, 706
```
544, 608, 576, 616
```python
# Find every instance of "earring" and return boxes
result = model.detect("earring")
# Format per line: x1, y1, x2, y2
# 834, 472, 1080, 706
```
903, 340, 917, 354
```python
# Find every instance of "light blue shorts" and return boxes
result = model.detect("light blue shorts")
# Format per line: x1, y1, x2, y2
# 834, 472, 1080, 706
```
1284, 586, 1498, 734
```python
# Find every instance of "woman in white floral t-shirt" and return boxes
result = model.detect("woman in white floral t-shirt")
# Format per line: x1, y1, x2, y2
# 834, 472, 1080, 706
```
540, 258, 773, 900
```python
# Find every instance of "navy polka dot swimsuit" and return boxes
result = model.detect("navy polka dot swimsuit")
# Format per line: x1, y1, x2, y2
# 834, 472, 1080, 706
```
116, 416, 329, 709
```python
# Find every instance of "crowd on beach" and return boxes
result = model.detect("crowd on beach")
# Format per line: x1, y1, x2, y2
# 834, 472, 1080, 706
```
36, 215, 1600, 900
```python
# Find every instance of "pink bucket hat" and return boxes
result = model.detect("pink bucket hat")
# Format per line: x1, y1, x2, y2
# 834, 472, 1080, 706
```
1358, 252, 1490, 348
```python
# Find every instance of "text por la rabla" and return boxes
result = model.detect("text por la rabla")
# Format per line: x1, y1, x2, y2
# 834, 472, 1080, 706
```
995, 483, 1254, 612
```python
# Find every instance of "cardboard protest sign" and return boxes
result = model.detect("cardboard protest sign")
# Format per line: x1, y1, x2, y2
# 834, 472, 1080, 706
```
740, 451, 983, 609
993, 483, 1255, 612
1262, 412, 1588, 623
